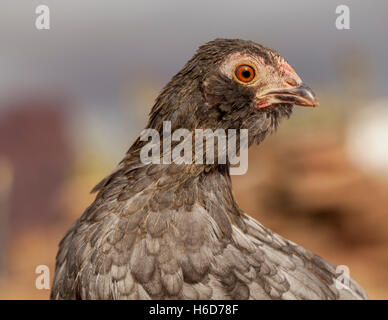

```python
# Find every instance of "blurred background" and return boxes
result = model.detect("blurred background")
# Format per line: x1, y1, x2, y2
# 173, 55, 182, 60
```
0, 0, 388, 299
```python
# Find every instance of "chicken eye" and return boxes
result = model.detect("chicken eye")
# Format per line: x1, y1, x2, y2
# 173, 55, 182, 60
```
235, 64, 255, 83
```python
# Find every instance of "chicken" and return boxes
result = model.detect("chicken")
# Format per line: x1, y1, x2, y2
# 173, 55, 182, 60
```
51, 38, 368, 300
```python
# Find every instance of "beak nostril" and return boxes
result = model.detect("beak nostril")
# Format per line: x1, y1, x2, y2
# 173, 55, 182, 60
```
257, 83, 318, 108
285, 79, 298, 87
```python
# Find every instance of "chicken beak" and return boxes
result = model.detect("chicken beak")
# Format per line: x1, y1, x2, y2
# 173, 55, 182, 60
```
256, 84, 319, 108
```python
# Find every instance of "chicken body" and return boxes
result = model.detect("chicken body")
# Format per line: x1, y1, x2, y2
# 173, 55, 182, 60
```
51, 39, 368, 300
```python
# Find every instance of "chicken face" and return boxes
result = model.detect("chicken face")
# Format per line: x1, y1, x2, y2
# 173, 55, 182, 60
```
218, 51, 318, 109
194, 39, 318, 145
147, 39, 318, 147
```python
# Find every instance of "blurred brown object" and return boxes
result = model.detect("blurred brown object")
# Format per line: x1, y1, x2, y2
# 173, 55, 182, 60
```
260, 133, 388, 245
0, 157, 13, 276
0, 97, 71, 229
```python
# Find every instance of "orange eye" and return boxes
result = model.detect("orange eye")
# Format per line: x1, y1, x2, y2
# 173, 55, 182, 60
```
235, 64, 255, 83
